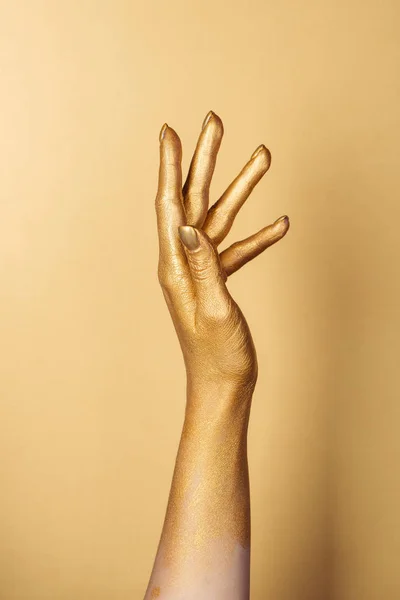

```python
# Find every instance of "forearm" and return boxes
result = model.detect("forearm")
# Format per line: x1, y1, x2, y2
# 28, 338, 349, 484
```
143, 377, 255, 600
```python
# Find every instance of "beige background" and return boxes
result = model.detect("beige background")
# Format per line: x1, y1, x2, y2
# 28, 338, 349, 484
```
0, 1, 399, 598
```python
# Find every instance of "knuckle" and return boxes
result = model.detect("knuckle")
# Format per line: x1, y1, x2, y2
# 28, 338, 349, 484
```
189, 260, 213, 281
230, 241, 246, 259
157, 268, 174, 291
158, 265, 188, 294
188, 189, 206, 200
155, 192, 182, 206
252, 237, 265, 253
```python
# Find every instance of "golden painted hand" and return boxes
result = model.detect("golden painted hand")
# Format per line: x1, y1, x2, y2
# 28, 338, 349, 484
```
155, 111, 289, 391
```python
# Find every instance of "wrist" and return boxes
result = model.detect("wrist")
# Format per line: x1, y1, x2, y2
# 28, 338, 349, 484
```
184, 373, 256, 432
186, 367, 257, 397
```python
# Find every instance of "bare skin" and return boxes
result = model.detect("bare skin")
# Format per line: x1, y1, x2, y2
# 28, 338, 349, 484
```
143, 110, 290, 600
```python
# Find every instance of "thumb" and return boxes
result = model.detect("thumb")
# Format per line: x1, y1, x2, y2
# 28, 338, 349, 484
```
178, 225, 230, 309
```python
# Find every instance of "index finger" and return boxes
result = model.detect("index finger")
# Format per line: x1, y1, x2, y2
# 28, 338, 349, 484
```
155, 124, 189, 281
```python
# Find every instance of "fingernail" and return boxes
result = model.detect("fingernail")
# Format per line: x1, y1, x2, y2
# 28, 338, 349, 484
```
202, 110, 214, 130
250, 144, 267, 160
275, 215, 289, 225
159, 123, 168, 142
178, 226, 200, 251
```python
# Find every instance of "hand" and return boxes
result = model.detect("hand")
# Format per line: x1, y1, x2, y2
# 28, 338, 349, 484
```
155, 111, 289, 393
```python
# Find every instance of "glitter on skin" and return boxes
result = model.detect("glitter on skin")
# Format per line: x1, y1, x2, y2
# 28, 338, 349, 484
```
147, 109, 289, 597
157, 388, 253, 583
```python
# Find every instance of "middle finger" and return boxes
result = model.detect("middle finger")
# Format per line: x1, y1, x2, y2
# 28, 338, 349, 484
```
182, 110, 224, 228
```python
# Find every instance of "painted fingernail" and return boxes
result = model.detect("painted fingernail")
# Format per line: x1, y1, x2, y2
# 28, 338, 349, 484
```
275, 215, 289, 225
159, 123, 168, 142
250, 144, 267, 160
202, 110, 214, 130
178, 226, 201, 251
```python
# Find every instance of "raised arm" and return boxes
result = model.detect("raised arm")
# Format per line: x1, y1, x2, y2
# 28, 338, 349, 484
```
143, 111, 290, 600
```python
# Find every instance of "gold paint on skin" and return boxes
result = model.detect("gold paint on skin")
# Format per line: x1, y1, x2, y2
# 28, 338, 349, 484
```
150, 586, 161, 598
158, 390, 253, 579
151, 110, 290, 592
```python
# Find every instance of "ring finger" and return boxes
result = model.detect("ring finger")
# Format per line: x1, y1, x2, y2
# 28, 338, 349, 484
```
203, 144, 271, 246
